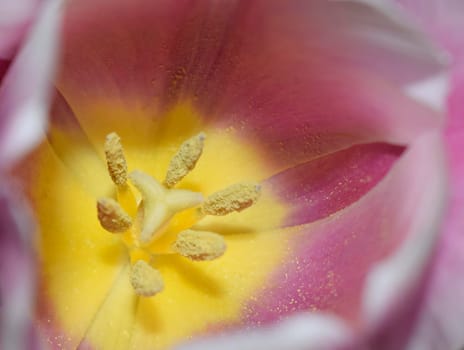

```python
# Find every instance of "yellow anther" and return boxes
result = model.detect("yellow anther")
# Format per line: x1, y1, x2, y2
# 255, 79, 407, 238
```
164, 132, 206, 188
104, 132, 128, 186
129, 170, 203, 245
202, 182, 261, 216
130, 260, 164, 297
172, 229, 226, 261
97, 198, 132, 233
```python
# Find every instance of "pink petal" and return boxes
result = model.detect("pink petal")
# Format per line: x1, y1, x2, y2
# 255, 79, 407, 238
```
0, 183, 39, 349
246, 132, 445, 328
361, 134, 446, 350
0, 0, 41, 59
388, 65, 464, 350
0, 60, 9, 83
395, 0, 464, 60
264, 143, 403, 226
58, 0, 443, 170
0, 0, 62, 168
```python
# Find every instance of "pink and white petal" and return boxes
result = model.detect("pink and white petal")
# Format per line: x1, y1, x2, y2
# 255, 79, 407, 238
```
395, 0, 464, 60
0, 0, 41, 59
200, 0, 444, 169
0, 0, 62, 169
264, 143, 403, 226
268, 0, 447, 86
177, 313, 354, 350
404, 138, 463, 350
360, 133, 447, 350
395, 67, 464, 350
245, 132, 445, 328
0, 182, 39, 350
405, 72, 449, 111
59, 0, 443, 171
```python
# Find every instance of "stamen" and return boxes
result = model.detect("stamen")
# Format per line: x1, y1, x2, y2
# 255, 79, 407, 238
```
96, 131, 264, 296
130, 260, 164, 297
202, 182, 261, 216
129, 170, 203, 244
164, 132, 206, 188
172, 229, 226, 261
97, 198, 132, 233
104, 132, 128, 186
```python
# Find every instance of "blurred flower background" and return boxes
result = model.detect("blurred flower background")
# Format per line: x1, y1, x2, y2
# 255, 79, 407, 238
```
0, 0, 463, 349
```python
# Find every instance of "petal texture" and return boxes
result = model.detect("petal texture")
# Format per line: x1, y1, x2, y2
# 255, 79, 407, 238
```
395, 67, 464, 350
245, 132, 446, 328
264, 143, 403, 226
396, 0, 464, 59
57, 0, 443, 175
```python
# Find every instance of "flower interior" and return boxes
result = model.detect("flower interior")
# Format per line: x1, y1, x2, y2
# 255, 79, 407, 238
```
10, 1, 437, 348
99, 129, 263, 296
25, 103, 291, 349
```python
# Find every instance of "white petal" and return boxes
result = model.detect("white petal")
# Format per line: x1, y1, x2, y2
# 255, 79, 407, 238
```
176, 313, 353, 350
0, 0, 62, 168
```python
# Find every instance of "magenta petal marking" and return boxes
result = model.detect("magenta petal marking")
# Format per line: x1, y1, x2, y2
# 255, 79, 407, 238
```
264, 143, 403, 226
0, 60, 10, 84
244, 132, 446, 329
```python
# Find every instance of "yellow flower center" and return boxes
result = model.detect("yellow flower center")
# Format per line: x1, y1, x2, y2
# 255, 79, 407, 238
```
27, 102, 291, 349
98, 131, 261, 297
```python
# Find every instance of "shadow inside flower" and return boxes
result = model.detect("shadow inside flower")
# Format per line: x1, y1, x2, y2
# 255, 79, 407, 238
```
98, 240, 128, 266
157, 255, 226, 297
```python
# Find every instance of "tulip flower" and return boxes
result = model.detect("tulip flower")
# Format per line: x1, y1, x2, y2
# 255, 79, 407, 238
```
3, 0, 462, 349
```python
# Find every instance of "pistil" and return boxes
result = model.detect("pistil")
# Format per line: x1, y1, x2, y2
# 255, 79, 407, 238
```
129, 170, 203, 244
